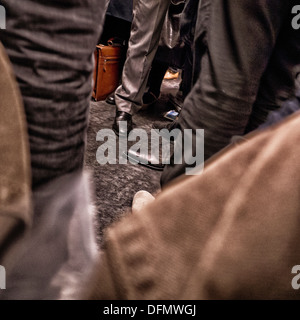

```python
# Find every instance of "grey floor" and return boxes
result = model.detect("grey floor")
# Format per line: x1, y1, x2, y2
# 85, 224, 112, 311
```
84, 77, 180, 247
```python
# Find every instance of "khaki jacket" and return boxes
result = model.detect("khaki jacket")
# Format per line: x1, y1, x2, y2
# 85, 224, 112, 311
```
0, 43, 32, 260
86, 110, 300, 300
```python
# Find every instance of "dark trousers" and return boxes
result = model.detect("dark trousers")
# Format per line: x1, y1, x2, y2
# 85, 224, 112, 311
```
146, 60, 169, 98
161, 0, 300, 186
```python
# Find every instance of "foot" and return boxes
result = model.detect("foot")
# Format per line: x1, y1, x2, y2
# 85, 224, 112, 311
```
112, 111, 133, 137
124, 149, 165, 171
164, 69, 179, 80
132, 191, 155, 215
106, 93, 115, 105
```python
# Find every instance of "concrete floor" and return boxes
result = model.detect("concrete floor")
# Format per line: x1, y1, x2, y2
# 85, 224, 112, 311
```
84, 77, 180, 247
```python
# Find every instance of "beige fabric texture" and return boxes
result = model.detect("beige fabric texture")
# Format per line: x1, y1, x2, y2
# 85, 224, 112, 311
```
86, 111, 300, 300
0, 43, 32, 259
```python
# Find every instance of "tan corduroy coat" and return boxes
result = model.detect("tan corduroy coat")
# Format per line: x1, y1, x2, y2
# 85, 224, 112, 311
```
0, 43, 32, 261
86, 110, 300, 300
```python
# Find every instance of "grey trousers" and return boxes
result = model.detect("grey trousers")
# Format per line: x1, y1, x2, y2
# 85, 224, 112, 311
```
161, 0, 300, 186
115, 0, 171, 115
0, 0, 109, 299
1, 0, 108, 187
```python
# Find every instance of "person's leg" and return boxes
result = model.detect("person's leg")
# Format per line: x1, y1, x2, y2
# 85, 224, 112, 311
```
245, 10, 300, 132
142, 59, 169, 108
2, 171, 98, 300
0, 0, 108, 299
180, 43, 194, 100
1, 0, 108, 187
161, 0, 299, 186
113, 0, 171, 135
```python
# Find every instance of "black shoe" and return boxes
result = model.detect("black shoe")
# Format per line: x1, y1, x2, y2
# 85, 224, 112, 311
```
124, 150, 165, 171
112, 111, 133, 136
106, 93, 116, 105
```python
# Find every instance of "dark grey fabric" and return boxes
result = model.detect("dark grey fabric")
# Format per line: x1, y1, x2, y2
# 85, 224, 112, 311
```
155, 0, 186, 69
180, 0, 199, 47
161, 0, 300, 186
258, 89, 300, 130
1, 0, 108, 187
106, 0, 133, 22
